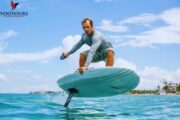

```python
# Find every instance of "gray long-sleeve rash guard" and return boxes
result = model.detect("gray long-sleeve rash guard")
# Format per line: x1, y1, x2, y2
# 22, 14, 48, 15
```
68, 30, 113, 67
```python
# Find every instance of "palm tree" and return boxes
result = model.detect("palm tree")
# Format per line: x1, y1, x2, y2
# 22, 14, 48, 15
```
176, 84, 180, 92
163, 85, 170, 93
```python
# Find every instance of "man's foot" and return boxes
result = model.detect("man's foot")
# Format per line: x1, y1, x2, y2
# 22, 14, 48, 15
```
77, 66, 88, 74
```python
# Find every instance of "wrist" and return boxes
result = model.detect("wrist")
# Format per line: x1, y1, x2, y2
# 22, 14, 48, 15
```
68, 52, 71, 55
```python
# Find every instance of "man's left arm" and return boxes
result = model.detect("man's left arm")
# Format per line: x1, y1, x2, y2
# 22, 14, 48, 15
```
84, 38, 102, 67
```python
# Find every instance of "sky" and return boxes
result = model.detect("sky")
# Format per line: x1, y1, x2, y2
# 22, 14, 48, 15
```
0, 0, 180, 93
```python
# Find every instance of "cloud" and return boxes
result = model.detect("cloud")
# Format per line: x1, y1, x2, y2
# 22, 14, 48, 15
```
91, 58, 137, 70
114, 25, 180, 48
97, 19, 128, 32
0, 34, 89, 64
62, 35, 81, 51
0, 30, 17, 40
0, 30, 17, 51
0, 73, 7, 81
97, 14, 159, 33
119, 13, 160, 26
62, 34, 89, 52
137, 66, 180, 90
115, 61, 180, 90
101, 7, 180, 47
91, 58, 137, 71
0, 47, 61, 63
121, 8, 180, 47
127, 26, 180, 47
114, 58, 137, 71
161, 8, 180, 27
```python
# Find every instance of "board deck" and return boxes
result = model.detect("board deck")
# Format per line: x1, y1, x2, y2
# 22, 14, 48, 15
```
57, 67, 140, 97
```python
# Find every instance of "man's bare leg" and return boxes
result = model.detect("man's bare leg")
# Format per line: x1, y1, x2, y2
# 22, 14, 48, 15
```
106, 50, 114, 66
79, 53, 86, 67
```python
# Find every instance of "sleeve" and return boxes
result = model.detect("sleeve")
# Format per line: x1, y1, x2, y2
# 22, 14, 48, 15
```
85, 38, 102, 67
68, 36, 84, 54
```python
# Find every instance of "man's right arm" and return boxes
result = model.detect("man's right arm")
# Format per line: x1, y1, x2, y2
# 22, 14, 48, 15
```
68, 37, 84, 54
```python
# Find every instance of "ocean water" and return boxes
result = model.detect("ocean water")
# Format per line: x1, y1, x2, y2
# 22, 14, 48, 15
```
0, 94, 179, 120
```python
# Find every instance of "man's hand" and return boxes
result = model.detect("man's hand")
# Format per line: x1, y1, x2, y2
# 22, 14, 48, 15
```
63, 52, 70, 58
77, 66, 88, 74
60, 52, 70, 60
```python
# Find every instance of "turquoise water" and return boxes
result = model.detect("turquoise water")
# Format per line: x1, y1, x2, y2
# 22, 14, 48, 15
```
0, 94, 179, 120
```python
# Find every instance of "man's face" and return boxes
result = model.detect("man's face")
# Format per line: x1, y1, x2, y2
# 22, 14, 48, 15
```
82, 21, 94, 36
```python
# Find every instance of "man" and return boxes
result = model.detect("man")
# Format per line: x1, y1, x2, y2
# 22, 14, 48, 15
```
62, 18, 114, 74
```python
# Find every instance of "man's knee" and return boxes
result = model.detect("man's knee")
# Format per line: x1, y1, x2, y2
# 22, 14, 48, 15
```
106, 50, 114, 66
80, 53, 86, 59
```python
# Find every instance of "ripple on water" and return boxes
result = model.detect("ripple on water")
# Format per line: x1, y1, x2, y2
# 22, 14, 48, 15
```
0, 94, 179, 120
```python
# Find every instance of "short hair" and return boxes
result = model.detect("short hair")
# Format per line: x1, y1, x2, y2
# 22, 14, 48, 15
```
81, 18, 93, 27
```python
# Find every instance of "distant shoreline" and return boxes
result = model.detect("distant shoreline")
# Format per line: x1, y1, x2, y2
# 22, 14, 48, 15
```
0, 90, 179, 95
27, 90, 180, 96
